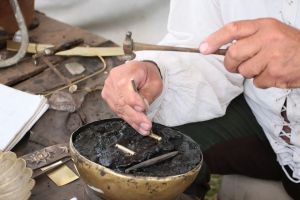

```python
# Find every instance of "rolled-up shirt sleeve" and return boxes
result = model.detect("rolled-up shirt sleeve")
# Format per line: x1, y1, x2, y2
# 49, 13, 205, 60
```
134, 0, 244, 126
135, 51, 244, 126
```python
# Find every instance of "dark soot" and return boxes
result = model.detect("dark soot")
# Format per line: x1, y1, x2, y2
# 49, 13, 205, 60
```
73, 119, 202, 177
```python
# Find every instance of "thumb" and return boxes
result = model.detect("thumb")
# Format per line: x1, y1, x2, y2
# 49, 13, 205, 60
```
138, 79, 162, 107
138, 61, 163, 107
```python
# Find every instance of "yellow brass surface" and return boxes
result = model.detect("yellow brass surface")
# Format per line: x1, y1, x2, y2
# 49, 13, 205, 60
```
148, 132, 162, 141
70, 136, 203, 200
47, 164, 79, 187
7, 40, 123, 57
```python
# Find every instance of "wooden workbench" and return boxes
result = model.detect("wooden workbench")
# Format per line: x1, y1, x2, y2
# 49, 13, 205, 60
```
1, 11, 124, 200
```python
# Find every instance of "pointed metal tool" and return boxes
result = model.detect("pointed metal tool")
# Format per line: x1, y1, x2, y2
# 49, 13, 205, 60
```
131, 78, 162, 142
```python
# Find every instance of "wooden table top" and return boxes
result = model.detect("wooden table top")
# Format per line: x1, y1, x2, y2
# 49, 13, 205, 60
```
1, 11, 124, 200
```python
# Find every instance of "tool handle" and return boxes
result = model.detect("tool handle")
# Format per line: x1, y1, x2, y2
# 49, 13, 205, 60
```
51, 38, 84, 54
134, 42, 227, 55
212, 49, 227, 55
32, 38, 84, 60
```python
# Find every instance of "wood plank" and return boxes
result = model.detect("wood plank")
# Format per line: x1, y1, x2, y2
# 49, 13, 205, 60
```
6, 12, 125, 200
13, 40, 122, 93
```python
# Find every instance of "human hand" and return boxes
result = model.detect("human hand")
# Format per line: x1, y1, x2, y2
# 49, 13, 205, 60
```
199, 18, 300, 88
101, 61, 163, 135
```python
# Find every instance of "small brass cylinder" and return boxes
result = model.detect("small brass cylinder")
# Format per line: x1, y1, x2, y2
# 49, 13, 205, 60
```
115, 144, 136, 156
148, 132, 162, 141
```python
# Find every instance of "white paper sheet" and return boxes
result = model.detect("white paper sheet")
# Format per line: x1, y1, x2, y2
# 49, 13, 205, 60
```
0, 84, 49, 151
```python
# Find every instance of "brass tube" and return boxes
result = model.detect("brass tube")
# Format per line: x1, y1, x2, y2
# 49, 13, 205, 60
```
148, 133, 162, 141
115, 144, 136, 156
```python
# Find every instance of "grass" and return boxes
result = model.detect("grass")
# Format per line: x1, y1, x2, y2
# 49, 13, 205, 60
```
204, 174, 222, 200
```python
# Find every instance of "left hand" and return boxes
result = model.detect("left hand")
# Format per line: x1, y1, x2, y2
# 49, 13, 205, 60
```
101, 61, 163, 135
199, 18, 300, 89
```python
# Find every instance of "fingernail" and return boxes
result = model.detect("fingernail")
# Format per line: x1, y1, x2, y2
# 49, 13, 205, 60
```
199, 42, 209, 53
134, 106, 143, 112
139, 127, 149, 135
140, 122, 150, 130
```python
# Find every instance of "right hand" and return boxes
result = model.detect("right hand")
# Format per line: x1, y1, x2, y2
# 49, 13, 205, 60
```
199, 18, 300, 88
101, 61, 163, 135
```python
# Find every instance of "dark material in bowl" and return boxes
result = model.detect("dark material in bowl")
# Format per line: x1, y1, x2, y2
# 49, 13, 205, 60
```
73, 118, 201, 177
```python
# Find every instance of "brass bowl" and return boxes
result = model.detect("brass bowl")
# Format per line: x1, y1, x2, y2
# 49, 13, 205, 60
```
70, 119, 203, 200
0, 150, 35, 200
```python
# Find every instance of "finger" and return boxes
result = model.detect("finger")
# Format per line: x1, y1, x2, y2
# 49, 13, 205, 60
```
252, 68, 276, 89
107, 97, 151, 135
199, 20, 260, 54
138, 79, 163, 107
236, 52, 268, 79
118, 77, 149, 112
251, 62, 297, 89
120, 62, 163, 112
103, 68, 146, 113
136, 62, 163, 106
102, 76, 134, 120
116, 103, 152, 136
101, 79, 118, 113
223, 35, 263, 73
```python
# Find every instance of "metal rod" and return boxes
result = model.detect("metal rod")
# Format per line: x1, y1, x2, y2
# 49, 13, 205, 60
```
41, 57, 72, 85
130, 78, 162, 141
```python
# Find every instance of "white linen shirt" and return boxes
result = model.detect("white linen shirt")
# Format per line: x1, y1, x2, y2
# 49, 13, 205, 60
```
134, 0, 300, 182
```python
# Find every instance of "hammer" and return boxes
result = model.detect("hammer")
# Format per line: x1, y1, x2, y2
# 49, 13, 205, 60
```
122, 31, 227, 61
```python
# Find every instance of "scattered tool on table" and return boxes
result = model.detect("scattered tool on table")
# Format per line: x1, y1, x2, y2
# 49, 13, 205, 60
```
32, 157, 71, 179
32, 38, 85, 85
122, 31, 227, 61
131, 78, 162, 142
20, 143, 79, 186
20, 143, 70, 170
32, 38, 84, 64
